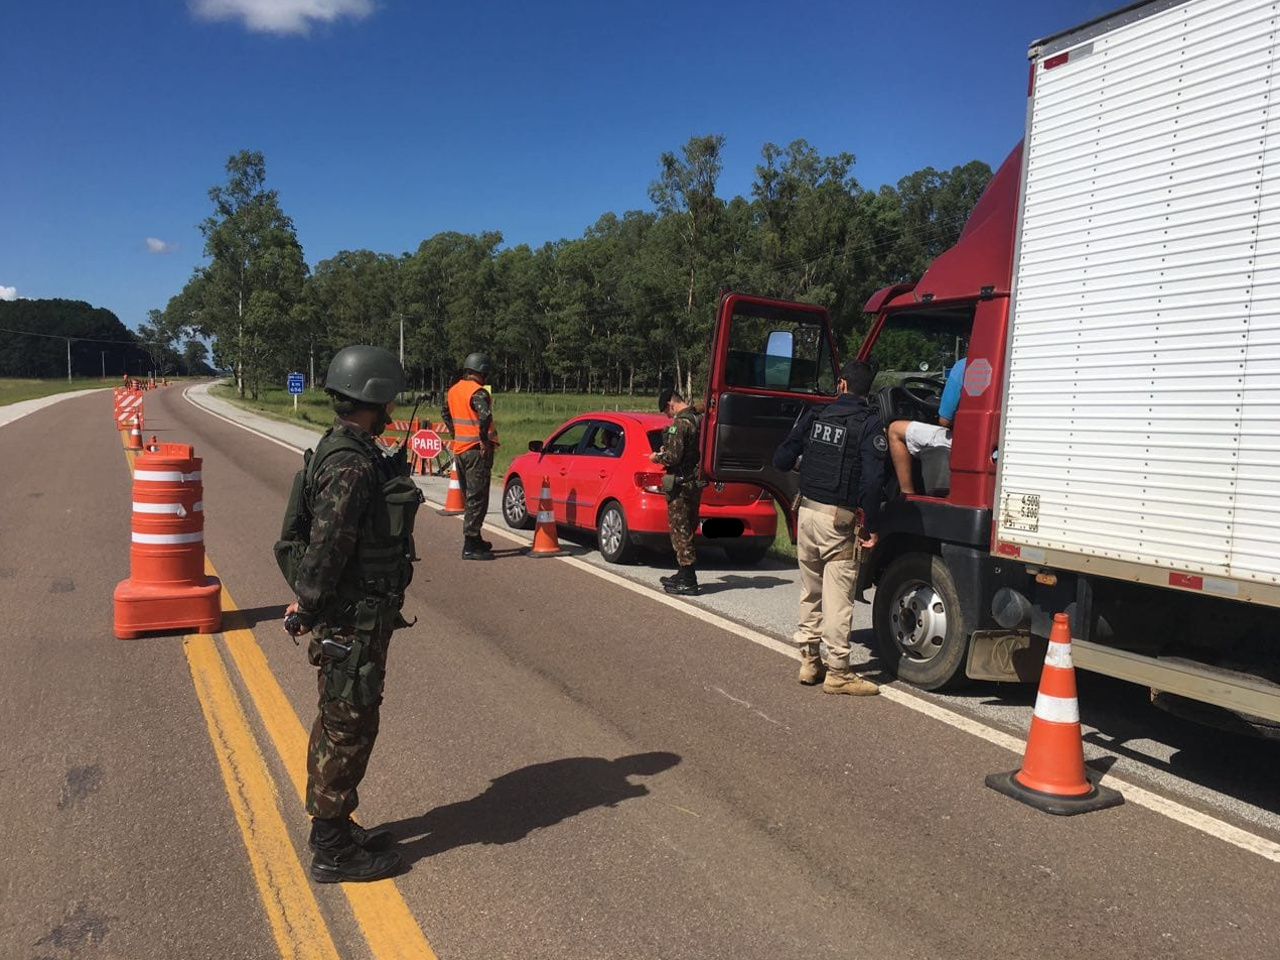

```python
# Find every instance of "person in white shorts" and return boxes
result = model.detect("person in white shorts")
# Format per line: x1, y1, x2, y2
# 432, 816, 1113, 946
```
887, 358, 965, 496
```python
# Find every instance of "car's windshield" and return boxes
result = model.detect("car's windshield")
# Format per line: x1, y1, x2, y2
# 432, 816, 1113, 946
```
865, 306, 974, 391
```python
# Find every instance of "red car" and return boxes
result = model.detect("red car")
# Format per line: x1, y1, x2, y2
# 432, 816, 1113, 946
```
501, 412, 777, 564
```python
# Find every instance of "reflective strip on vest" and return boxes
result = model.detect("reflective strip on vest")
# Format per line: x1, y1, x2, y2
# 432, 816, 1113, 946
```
131, 531, 204, 544
132, 501, 203, 516
135, 469, 202, 483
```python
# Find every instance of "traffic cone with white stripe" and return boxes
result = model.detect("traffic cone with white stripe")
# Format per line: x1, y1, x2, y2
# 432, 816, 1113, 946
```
438, 461, 465, 516
986, 613, 1123, 815
126, 413, 143, 450
527, 477, 564, 558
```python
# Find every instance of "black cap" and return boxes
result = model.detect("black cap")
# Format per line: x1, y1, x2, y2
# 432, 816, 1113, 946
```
658, 387, 680, 411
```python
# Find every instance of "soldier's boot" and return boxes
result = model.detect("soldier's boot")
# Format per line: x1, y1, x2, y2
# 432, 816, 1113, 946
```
822, 667, 880, 697
309, 818, 402, 883
477, 536, 494, 551
798, 645, 826, 685
659, 570, 681, 586
308, 817, 395, 854
663, 565, 700, 596
462, 536, 494, 560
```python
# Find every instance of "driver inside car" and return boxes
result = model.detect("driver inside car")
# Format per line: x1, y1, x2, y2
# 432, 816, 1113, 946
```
887, 357, 966, 496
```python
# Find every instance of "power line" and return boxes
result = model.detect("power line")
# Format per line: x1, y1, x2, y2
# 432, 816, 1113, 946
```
0, 325, 141, 346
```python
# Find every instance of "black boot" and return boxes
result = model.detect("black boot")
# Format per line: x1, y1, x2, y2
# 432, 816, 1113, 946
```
659, 570, 681, 586
663, 565, 700, 596
462, 536, 493, 560
309, 818, 401, 883
308, 818, 394, 853
477, 536, 494, 551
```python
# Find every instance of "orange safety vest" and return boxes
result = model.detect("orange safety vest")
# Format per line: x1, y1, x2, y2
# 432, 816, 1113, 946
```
447, 379, 499, 453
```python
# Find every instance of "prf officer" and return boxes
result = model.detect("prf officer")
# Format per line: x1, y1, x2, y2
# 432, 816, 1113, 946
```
772, 360, 886, 696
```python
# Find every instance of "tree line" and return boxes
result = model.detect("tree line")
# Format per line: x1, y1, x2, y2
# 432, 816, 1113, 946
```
157, 138, 992, 399
0, 298, 213, 379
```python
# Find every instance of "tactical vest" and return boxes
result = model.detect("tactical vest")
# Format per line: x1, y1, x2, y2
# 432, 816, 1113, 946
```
447, 379, 500, 453
669, 408, 701, 479
274, 425, 423, 624
798, 402, 875, 507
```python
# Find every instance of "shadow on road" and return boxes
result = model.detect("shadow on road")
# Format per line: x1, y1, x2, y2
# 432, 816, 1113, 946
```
383, 751, 682, 863
222, 605, 287, 630
698, 574, 792, 595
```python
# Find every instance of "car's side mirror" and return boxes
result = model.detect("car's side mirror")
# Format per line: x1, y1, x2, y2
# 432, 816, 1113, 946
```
528, 440, 543, 453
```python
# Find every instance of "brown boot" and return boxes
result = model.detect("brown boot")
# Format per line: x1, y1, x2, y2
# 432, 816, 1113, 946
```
822, 669, 880, 697
798, 656, 826, 685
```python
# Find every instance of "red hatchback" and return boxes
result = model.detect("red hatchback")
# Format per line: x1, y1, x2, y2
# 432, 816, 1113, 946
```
501, 412, 777, 564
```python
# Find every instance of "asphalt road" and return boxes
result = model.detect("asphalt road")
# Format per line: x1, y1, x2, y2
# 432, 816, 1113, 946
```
3, 384, 1278, 960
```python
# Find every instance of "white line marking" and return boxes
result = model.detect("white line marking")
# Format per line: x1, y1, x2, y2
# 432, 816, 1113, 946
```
183, 385, 1280, 864
183, 386, 306, 453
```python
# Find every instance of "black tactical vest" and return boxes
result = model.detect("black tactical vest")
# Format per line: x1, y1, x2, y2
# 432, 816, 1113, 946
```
798, 402, 875, 507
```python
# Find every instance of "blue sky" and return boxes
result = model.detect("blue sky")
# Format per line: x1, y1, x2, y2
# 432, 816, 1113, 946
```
2, 0, 1113, 332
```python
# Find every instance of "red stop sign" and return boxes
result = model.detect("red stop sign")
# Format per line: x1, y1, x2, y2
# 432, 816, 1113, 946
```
410, 429, 442, 459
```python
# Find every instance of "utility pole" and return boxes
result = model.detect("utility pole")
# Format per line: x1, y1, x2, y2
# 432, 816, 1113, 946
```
66, 338, 73, 383
309, 340, 315, 392
101, 351, 106, 379
399, 314, 404, 367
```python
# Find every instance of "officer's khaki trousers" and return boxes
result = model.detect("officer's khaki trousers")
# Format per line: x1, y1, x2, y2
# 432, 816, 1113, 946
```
792, 500, 859, 670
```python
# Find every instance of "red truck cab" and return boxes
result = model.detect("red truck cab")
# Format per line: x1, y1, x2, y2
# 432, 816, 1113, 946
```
700, 145, 1041, 691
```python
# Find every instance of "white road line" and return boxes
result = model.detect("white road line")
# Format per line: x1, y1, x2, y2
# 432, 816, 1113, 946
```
184, 385, 1280, 865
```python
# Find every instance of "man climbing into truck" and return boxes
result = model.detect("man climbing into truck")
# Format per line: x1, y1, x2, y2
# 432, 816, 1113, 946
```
886, 356, 966, 496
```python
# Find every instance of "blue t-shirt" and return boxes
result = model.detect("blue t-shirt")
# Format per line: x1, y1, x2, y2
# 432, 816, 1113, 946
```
939, 358, 967, 421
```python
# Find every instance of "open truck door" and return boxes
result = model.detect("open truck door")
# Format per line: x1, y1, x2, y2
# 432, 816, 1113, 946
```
700, 292, 841, 539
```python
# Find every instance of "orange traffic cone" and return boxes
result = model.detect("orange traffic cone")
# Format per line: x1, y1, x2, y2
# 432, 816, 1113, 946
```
527, 477, 564, 558
986, 613, 1123, 815
126, 414, 143, 450
438, 461, 465, 516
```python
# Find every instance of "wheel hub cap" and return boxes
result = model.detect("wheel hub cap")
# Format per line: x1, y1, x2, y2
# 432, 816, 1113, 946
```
890, 580, 948, 663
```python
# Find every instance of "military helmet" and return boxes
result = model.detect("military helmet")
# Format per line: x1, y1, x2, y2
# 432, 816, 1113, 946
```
463, 352, 491, 376
325, 345, 404, 404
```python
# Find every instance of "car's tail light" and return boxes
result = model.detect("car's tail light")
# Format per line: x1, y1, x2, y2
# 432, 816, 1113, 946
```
634, 471, 665, 494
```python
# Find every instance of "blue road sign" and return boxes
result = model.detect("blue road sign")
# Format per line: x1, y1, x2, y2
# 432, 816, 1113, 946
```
287, 373, 305, 395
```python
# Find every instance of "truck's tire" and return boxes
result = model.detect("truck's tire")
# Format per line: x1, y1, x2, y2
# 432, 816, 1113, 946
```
872, 552, 970, 691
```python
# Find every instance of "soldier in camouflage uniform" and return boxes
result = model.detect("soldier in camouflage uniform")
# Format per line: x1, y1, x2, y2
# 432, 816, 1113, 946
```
651, 388, 703, 596
282, 345, 422, 883
443, 352, 499, 560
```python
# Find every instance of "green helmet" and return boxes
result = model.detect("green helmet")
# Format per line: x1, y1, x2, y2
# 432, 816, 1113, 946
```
463, 352, 491, 376
325, 345, 404, 404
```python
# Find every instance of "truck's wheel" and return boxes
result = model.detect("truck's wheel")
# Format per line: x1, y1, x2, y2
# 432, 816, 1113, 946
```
872, 552, 970, 690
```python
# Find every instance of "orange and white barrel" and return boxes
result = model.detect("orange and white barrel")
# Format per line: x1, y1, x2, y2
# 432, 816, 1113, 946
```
129, 444, 206, 586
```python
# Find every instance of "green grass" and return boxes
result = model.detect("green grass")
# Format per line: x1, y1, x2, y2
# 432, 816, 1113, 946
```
211, 381, 797, 562
0, 378, 114, 406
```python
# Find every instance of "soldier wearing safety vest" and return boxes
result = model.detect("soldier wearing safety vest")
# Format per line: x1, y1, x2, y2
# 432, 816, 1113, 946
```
442, 352, 499, 560
772, 359, 887, 696
277, 344, 423, 882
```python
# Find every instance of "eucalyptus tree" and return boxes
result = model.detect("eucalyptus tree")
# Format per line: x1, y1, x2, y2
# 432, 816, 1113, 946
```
194, 150, 308, 397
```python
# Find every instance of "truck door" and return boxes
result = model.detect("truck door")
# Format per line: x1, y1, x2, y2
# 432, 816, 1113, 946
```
700, 292, 840, 537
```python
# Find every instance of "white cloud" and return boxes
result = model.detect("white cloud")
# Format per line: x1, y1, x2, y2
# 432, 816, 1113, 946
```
190, 0, 374, 35
0, 286, 17, 301
145, 237, 177, 254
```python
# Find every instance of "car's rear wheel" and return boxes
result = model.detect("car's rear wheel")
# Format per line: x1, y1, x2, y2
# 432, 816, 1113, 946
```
502, 476, 534, 529
596, 501, 634, 564
723, 541, 771, 565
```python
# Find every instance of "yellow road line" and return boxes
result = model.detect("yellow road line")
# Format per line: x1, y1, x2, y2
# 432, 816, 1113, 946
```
210, 563, 440, 960
184, 634, 342, 960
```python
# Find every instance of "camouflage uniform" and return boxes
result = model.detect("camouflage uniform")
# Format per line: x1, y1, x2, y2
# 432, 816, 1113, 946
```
442, 382, 494, 539
295, 419, 416, 820
656, 409, 702, 567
